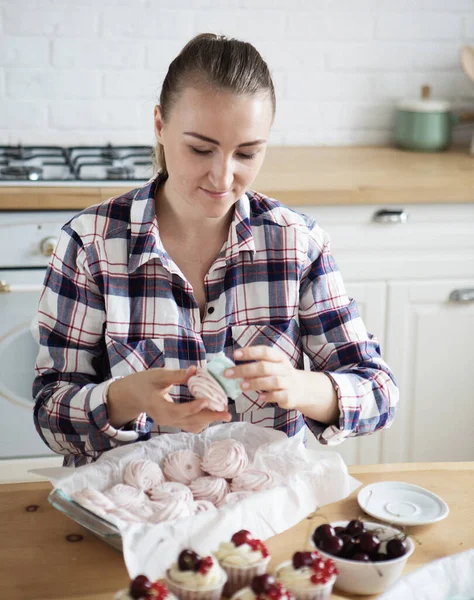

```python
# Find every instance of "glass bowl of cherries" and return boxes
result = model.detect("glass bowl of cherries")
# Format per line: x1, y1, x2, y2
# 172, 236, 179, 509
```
310, 519, 415, 595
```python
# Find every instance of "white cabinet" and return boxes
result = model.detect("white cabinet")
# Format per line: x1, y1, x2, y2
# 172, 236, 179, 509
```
383, 279, 474, 463
302, 203, 474, 464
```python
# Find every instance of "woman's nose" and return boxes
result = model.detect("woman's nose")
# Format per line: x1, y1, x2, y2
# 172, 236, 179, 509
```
208, 156, 233, 190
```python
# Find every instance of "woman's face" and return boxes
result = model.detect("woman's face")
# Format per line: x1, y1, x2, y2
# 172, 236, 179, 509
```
154, 86, 274, 220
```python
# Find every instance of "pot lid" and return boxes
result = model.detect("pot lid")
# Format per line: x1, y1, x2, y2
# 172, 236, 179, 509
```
397, 98, 451, 112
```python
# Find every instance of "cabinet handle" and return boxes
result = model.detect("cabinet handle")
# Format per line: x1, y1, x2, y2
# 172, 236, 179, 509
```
449, 289, 474, 303
372, 209, 408, 224
0, 281, 43, 294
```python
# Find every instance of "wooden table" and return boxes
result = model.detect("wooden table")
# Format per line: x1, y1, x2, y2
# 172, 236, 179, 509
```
2, 462, 473, 600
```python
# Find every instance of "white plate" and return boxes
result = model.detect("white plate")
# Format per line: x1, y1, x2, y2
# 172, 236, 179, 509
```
357, 481, 449, 526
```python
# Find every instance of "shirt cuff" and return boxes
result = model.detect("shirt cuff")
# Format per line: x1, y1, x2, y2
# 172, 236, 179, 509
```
304, 371, 355, 445
87, 377, 146, 443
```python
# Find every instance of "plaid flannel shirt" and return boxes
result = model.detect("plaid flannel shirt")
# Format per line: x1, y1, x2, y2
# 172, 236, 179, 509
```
33, 174, 399, 466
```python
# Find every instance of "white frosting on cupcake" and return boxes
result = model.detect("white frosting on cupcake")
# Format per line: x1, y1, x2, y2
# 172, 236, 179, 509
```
231, 469, 277, 493
215, 541, 267, 567
189, 476, 230, 506
201, 439, 249, 479
276, 564, 316, 590
123, 459, 165, 492
168, 558, 226, 589
163, 449, 205, 485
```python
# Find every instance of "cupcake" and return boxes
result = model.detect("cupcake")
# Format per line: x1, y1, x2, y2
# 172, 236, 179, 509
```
115, 574, 178, 599
230, 574, 294, 600
215, 529, 271, 597
275, 551, 338, 600
166, 549, 227, 600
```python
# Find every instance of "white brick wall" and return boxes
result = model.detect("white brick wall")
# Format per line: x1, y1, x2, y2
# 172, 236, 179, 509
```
0, 0, 474, 146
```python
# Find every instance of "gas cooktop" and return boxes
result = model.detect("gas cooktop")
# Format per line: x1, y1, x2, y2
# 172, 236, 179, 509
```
0, 144, 154, 184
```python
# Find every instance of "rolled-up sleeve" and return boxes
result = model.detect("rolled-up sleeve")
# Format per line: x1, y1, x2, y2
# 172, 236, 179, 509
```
298, 226, 399, 445
33, 225, 148, 466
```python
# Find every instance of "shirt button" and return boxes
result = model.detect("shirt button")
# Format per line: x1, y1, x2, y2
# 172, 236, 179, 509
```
207, 306, 215, 314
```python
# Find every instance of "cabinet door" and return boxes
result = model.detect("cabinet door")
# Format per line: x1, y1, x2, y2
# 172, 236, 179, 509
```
383, 279, 474, 463
306, 280, 387, 465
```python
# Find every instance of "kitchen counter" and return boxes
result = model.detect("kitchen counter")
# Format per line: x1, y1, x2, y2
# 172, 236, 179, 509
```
3, 461, 473, 599
1, 146, 474, 211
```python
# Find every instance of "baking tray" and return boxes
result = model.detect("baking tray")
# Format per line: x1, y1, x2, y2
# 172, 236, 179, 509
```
48, 488, 123, 552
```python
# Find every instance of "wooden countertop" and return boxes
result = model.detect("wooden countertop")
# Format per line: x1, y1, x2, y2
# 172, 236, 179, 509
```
3, 462, 473, 600
1, 146, 474, 211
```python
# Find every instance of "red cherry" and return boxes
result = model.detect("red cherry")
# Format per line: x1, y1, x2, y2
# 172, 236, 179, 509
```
129, 575, 152, 599
387, 538, 408, 559
319, 535, 344, 556
178, 549, 200, 572
352, 552, 371, 562
293, 551, 319, 569
312, 524, 335, 546
231, 529, 253, 547
358, 532, 381, 554
251, 574, 276, 595
345, 519, 365, 537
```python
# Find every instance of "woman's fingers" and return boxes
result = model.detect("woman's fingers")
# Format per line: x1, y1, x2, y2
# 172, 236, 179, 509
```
233, 345, 285, 363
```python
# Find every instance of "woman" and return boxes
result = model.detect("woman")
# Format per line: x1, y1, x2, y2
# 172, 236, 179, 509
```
33, 33, 398, 467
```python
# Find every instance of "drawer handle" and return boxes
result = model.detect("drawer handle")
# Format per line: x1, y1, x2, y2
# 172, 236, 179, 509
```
372, 209, 408, 224
449, 289, 474, 303
0, 281, 43, 294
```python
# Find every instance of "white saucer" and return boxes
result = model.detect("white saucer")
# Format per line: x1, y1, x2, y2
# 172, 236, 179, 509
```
357, 481, 449, 526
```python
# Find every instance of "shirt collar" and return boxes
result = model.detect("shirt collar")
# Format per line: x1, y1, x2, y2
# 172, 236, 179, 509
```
128, 174, 256, 274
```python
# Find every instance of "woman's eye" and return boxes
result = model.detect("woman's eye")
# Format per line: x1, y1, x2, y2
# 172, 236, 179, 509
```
191, 147, 211, 155
237, 153, 257, 160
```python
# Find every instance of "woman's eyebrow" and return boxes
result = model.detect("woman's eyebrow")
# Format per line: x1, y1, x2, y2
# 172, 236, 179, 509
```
183, 132, 266, 147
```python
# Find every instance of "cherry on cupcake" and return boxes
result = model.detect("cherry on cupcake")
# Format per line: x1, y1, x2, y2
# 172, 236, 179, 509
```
178, 549, 201, 572
251, 573, 276, 595
292, 551, 319, 570
129, 575, 152, 599
231, 529, 253, 547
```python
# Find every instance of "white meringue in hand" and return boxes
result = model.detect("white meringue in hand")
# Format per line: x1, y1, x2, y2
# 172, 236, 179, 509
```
123, 459, 165, 492
189, 475, 230, 506
201, 439, 249, 479
162, 449, 205, 485
231, 468, 277, 493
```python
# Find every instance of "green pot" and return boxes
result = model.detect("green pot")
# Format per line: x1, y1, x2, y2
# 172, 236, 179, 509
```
394, 99, 459, 152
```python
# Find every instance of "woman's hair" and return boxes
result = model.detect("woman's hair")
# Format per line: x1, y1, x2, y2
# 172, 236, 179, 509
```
154, 33, 276, 177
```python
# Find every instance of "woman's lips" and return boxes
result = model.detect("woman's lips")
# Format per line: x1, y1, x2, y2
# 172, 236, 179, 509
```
200, 187, 231, 198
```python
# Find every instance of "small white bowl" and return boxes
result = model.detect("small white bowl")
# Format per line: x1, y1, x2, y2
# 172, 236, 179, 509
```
310, 520, 415, 595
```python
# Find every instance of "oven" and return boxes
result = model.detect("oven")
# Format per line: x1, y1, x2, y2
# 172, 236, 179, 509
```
0, 145, 153, 461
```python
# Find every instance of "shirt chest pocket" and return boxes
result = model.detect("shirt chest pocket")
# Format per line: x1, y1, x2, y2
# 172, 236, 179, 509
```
230, 319, 303, 414
105, 332, 166, 376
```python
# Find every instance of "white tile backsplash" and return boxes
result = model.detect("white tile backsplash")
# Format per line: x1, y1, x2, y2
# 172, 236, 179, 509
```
0, 0, 473, 146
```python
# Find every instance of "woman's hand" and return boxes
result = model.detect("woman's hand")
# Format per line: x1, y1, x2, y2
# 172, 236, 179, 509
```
107, 367, 232, 433
224, 346, 305, 410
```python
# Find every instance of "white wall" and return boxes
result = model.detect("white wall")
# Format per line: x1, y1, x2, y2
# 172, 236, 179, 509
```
1, 0, 474, 147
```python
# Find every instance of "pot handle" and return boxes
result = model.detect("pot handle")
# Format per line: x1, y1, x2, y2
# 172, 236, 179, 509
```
453, 111, 474, 124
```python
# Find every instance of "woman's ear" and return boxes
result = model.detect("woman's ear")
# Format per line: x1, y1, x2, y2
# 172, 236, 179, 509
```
154, 105, 165, 143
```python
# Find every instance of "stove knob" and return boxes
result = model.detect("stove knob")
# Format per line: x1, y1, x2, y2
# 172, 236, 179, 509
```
40, 237, 58, 257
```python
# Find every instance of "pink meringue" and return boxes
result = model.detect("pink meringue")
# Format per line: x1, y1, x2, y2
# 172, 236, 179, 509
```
187, 368, 228, 411
201, 439, 249, 479
193, 500, 218, 514
231, 469, 277, 493
123, 459, 164, 492
149, 498, 194, 523
71, 487, 115, 512
189, 475, 230, 507
162, 449, 205, 485
103, 483, 148, 509
147, 481, 194, 504
108, 506, 143, 523
223, 491, 254, 505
